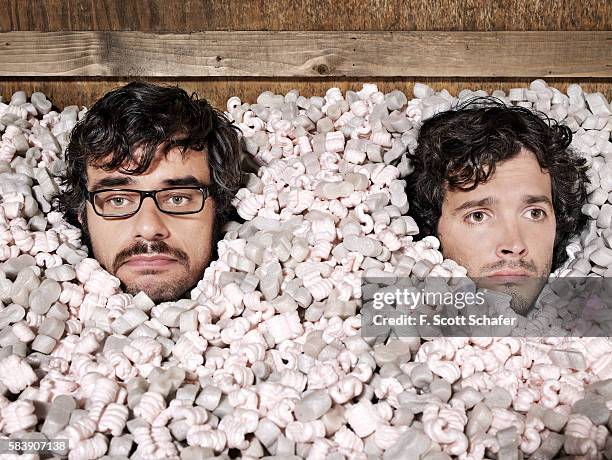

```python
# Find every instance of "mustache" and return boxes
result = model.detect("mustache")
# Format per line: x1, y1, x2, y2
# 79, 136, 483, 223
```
113, 241, 189, 273
482, 260, 538, 274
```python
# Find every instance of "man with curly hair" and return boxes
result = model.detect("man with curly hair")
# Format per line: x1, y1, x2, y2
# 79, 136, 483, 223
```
406, 98, 589, 314
55, 82, 242, 303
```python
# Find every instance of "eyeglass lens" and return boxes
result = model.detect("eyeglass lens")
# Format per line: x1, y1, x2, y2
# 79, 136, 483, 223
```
93, 188, 204, 216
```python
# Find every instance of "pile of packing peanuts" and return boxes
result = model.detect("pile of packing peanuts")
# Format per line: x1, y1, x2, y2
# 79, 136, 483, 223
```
0, 80, 611, 459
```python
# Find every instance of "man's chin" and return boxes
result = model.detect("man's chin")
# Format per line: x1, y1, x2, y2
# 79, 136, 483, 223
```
113, 259, 208, 303
124, 283, 191, 303
475, 277, 547, 316
120, 273, 195, 303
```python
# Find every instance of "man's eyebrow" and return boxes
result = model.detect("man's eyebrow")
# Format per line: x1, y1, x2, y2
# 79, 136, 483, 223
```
523, 194, 553, 207
89, 175, 209, 191
89, 176, 134, 191
161, 176, 210, 188
451, 195, 553, 216
452, 197, 495, 215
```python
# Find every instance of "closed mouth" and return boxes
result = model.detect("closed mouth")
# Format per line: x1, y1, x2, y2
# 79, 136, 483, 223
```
489, 270, 530, 277
486, 270, 533, 284
123, 255, 178, 268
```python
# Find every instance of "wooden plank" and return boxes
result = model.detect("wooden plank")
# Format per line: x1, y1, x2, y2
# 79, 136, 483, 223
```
0, 0, 610, 32
0, 31, 610, 78
1, 78, 610, 111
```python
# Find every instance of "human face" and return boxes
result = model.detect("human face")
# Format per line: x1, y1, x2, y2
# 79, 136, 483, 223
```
437, 148, 556, 315
82, 146, 216, 303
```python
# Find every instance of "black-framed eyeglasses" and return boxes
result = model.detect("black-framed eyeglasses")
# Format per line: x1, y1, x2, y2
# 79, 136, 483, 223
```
85, 187, 211, 218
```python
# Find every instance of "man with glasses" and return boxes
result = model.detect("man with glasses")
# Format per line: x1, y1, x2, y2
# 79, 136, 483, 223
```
55, 82, 242, 303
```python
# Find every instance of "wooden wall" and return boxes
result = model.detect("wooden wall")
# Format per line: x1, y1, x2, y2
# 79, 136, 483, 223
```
2, 0, 610, 32
0, 0, 610, 109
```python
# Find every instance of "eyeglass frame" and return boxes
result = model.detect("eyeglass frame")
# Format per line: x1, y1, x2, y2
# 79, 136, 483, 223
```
84, 186, 212, 218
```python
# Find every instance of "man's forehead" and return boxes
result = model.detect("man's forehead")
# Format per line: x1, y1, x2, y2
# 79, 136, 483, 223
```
466, 147, 544, 179
443, 149, 552, 206
86, 147, 211, 184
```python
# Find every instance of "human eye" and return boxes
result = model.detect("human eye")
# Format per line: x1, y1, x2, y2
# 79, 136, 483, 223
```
464, 210, 489, 225
102, 193, 136, 208
524, 208, 547, 221
170, 195, 188, 205
163, 190, 195, 207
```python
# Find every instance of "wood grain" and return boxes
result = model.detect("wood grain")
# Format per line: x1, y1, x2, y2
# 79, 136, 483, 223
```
1, 78, 610, 111
0, 0, 609, 32
1, 31, 610, 78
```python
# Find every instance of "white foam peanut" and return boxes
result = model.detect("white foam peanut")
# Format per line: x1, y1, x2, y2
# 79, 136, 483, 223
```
44, 265, 76, 282
29, 279, 61, 314
31, 334, 56, 354
133, 291, 155, 312
111, 308, 148, 335
531, 432, 564, 459
294, 390, 332, 422
571, 395, 610, 425
0, 304, 26, 329
41, 395, 76, 436
344, 235, 382, 257
38, 316, 64, 340
30, 92, 52, 115
345, 400, 379, 437
585, 92, 611, 116
315, 180, 354, 200
549, 349, 587, 370
596, 203, 612, 228
484, 387, 512, 409
382, 428, 431, 460
590, 247, 612, 267
412, 83, 434, 99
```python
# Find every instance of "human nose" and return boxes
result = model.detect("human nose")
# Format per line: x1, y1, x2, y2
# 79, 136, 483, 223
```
495, 217, 528, 260
130, 195, 170, 241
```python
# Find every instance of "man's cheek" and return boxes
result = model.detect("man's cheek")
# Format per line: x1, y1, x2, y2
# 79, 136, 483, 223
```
441, 246, 469, 273
530, 226, 555, 273
440, 232, 487, 277
88, 228, 115, 273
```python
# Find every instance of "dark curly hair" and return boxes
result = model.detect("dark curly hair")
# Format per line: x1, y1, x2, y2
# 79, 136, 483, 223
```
53, 81, 242, 248
405, 97, 589, 271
